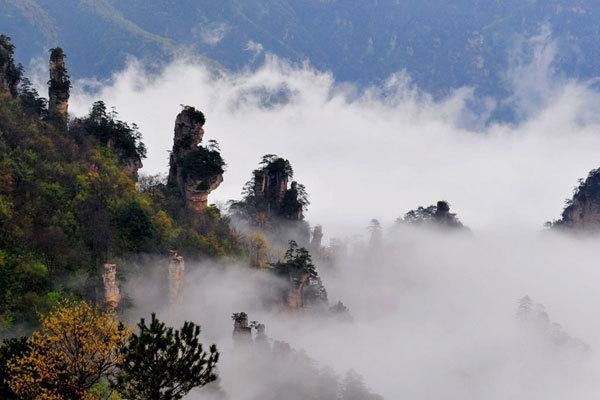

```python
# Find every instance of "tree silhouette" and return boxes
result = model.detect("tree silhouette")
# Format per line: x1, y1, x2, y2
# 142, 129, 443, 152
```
113, 313, 219, 400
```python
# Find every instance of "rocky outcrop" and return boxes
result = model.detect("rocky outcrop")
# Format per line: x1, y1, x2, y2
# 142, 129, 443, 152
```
230, 155, 310, 245
252, 156, 305, 221
310, 225, 323, 250
551, 168, 600, 231
272, 241, 328, 310
286, 270, 311, 309
253, 164, 288, 214
231, 313, 269, 349
0, 35, 20, 96
167, 251, 185, 305
120, 157, 143, 181
48, 48, 70, 122
74, 100, 145, 180
102, 263, 120, 311
285, 274, 328, 309
167, 106, 224, 212
398, 200, 466, 229
232, 312, 252, 344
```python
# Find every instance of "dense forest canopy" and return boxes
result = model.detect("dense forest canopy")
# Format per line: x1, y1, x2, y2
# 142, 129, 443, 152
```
0, 36, 243, 328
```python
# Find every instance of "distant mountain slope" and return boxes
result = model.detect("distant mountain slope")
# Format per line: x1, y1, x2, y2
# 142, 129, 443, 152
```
2, 0, 176, 76
2, 0, 600, 98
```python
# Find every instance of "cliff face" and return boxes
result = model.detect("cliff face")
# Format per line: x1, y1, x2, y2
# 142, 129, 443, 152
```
252, 157, 305, 221
553, 168, 600, 231
0, 35, 20, 96
562, 201, 600, 229
286, 270, 310, 309
272, 242, 328, 310
48, 48, 70, 122
253, 166, 288, 213
168, 106, 224, 212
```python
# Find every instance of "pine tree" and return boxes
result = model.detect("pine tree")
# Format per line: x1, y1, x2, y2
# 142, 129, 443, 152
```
113, 313, 219, 400
516, 295, 533, 323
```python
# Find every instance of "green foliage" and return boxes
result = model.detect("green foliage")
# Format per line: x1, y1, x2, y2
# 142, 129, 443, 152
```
229, 155, 308, 228
18, 78, 47, 116
113, 313, 219, 400
46, 290, 79, 308
181, 105, 205, 126
260, 154, 293, 178
0, 35, 22, 96
48, 47, 71, 93
279, 181, 308, 219
396, 201, 464, 229
76, 100, 147, 163
398, 205, 437, 224
271, 240, 317, 278
0, 58, 242, 326
0, 35, 15, 58
180, 146, 225, 184
15, 260, 48, 291
114, 200, 156, 252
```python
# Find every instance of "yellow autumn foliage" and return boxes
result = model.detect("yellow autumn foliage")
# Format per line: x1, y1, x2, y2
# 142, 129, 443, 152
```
8, 300, 130, 400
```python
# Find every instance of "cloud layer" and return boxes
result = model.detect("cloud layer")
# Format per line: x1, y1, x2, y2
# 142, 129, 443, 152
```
68, 48, 600, 238
63, 31, 600, 400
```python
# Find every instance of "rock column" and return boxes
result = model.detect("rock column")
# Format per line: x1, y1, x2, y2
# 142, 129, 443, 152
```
167, 106, 224, 212
167, 251, 185, 305
232, 312, 252, 344
287, 271, 310, 309
102, 263, 120, 311
48, 47, 70, 123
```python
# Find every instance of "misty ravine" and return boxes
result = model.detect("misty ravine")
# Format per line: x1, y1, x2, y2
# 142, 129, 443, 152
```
3, 15, 600, 400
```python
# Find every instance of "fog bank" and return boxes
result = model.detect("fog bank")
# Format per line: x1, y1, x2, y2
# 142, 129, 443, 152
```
59, 31, 600, 399
66, 40, 600, 237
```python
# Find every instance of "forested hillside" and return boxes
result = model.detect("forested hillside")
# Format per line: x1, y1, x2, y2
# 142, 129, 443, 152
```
3, 0, 600, 99
0, 35, 244, 328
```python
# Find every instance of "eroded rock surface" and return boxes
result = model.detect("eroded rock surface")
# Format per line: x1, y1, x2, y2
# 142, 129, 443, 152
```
286, 270, 311, 309
252, 156, 305, 221
48, 48, 70, 122
102, 263, 120, 311
168, 106, 224, 212
167, 251, 185, 305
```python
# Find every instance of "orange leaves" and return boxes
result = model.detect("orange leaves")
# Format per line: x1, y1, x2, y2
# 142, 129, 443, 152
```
8, 300, 130, 400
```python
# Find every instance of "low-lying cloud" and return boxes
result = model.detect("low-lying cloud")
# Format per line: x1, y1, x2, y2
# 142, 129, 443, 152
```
60, 30, 600, 399
124, 228, 600, 400
68, 41, 600, 238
